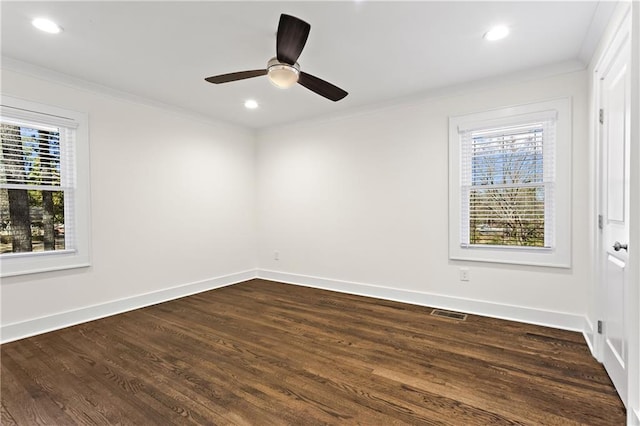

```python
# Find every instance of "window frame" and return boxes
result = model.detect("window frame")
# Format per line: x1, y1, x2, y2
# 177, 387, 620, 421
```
0, 95, 91, 277
448, 98, 572, 268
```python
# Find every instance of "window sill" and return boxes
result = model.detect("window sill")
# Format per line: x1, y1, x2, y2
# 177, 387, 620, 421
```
450, 244, 571, 268
1, 251, 90, 278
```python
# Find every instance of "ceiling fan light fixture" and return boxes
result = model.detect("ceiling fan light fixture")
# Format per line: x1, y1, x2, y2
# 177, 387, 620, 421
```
267, 58, 300, 89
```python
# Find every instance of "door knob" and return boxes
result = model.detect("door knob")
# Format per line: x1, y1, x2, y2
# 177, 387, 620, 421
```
613, 241, 628, 251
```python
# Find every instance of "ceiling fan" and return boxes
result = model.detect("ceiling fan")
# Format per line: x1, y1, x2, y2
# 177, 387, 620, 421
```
205, 14, 348, 102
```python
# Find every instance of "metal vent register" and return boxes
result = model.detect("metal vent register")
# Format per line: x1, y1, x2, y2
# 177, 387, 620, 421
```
430, 309, 468, 321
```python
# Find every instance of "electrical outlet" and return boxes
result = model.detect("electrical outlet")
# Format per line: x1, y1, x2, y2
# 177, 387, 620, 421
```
274, 251, 279, 261
459, 267, 470, 281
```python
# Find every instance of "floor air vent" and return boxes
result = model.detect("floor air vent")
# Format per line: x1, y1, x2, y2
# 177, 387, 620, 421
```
430, 309, 467, 321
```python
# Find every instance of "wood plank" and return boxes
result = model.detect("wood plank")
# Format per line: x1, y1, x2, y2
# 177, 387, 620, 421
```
1, 279, 626, 424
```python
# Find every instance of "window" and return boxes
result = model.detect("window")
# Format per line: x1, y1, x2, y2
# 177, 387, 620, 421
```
0, 96, 91, 276
449, 98, 571, 267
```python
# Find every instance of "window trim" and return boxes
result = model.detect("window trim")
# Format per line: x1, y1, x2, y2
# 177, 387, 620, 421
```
0, 95, 91, 277
448, 98, 572, 268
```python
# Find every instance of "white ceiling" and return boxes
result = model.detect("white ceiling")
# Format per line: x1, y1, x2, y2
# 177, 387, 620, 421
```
1, 1, 614, 129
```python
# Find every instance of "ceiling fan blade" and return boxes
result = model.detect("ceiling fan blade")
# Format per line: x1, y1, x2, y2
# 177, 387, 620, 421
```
298, 72, 348, 102
276, 14, 310, 65
205, 69, 267, 84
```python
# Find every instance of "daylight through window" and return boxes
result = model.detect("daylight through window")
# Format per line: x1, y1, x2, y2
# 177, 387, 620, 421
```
0, 117, 75, 255
460, 120, 555, 248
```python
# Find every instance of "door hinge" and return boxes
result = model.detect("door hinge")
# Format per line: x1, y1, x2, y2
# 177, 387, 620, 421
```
597, 320, 603, 334
599, 108, 604, 124
598, 214, 603, 230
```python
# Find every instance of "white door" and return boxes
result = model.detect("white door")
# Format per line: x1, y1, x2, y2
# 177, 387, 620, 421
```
599, 32, 631, 406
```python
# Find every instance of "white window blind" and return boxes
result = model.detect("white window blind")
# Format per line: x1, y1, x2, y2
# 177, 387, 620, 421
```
1, 118, 76, 187
459, 116, 556, 248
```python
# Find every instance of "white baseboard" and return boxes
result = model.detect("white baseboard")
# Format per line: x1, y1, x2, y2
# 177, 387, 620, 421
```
2, 268, 587, 344
256, 269, 585, 332
631, 409, 640, 426
0, 269, 257, 344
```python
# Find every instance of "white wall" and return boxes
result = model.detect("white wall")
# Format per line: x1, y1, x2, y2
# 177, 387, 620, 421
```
257, 70, 589, 329
0, 68, 256, 341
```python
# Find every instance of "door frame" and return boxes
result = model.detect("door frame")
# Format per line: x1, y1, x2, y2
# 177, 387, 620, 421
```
591, 3, 631, 401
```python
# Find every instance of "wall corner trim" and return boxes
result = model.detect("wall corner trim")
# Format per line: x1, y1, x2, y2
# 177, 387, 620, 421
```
583, 317, 596, 356
0, 269, 258, 344
256, 269, 586, 332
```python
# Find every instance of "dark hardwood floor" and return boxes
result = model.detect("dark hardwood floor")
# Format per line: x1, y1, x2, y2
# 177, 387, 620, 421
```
1, 279, 626, 425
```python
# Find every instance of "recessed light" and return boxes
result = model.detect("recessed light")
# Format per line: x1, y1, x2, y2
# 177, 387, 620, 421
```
32, 18, 62, 34
244, 99, 259, 109
484, 25, 509, 41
